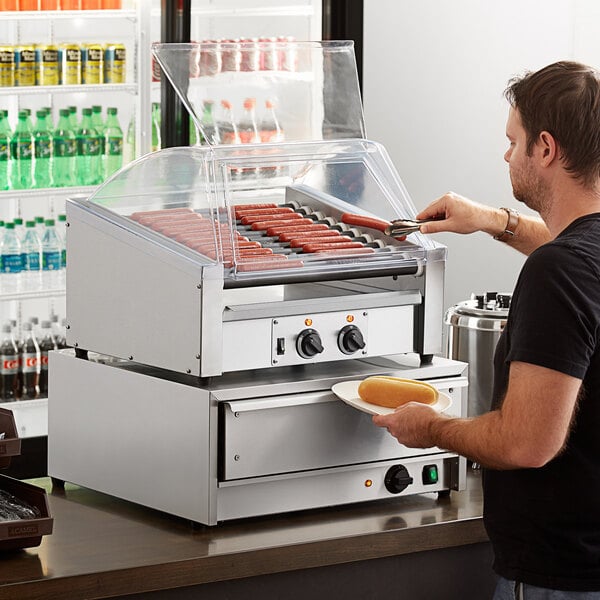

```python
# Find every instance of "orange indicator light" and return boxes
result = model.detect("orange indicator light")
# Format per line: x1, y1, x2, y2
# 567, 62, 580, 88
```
365, 479, 373, 488
305, 318, 313, 326
346, 314, 354, 323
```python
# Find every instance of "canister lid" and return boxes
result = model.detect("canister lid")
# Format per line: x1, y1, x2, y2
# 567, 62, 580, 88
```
444, 292, 511, 331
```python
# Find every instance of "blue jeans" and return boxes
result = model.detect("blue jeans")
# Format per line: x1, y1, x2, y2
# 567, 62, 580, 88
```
494, 576, 600, 599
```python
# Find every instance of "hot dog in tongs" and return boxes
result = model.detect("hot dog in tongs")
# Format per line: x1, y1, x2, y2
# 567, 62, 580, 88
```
340, 213, 444, 237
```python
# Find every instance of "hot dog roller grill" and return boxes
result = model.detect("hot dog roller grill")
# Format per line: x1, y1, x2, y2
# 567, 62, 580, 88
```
48, 42, 467, 526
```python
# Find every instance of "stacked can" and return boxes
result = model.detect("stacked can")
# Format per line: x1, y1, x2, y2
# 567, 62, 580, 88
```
81, 43, 103, 84
0, 47, 14, 87
35, 45, 59, 86
104, 43, 125, 83
59, 43, 81, 84
14, 45, 36, 86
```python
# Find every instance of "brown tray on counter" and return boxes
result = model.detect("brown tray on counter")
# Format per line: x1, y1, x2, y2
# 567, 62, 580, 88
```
0, 474, 53, 550
0, 407, 21, 469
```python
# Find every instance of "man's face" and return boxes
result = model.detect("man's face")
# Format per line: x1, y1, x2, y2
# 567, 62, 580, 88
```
504, 108, 549, 213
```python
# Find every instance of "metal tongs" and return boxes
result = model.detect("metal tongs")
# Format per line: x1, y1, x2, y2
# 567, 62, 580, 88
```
384, 216, 445, 237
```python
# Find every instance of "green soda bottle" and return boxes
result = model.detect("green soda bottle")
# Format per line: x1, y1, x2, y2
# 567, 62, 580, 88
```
52, 108, 75, 187
10, 110, 33, 190
151, 102, 160, 152
75, 108, 101, 186
92, 104, 105, 154
104, 107, 123, 179
42, 107, 54, 131
200, 100, 218, 145
0, 110, 11, 136
0, 112, 10, 190
68, 106, 78, 131
33, 109, 52, 189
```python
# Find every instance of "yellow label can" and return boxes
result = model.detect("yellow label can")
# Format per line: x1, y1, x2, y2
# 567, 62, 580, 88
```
82, 43, 103, 85
104, 43, 126, 83
59, 43, 81, 85
0, 46, 14, 88
14, 45, 36, 87
35, 45, 59, 86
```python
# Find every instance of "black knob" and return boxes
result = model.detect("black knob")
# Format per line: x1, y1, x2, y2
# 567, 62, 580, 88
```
497, 294, 512, 309
338, 325, 366, 355
296, 328, 324, 359
384, 465, 413, 494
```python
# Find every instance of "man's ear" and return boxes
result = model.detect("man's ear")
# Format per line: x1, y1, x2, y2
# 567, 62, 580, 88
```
538, 131, 557, 166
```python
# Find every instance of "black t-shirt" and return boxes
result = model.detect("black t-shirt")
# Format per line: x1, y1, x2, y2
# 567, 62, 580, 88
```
483, 213, 600, 591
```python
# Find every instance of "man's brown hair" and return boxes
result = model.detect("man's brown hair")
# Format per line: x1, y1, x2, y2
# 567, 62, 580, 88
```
504, 61, 600, 188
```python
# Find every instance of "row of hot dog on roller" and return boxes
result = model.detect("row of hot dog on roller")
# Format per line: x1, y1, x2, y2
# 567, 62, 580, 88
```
129, 203, 406, 272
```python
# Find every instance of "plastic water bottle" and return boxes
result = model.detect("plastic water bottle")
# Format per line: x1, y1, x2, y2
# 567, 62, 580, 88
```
51, 314, 66, 349
199, 99, 219, 145
0, 111, 10, 191
1, 222, 22, 293
92, 105, 105, 171
259, 99, 285, 143
151, 103, 160, 152
104, 107, 123, 179
33, 109, 52, 189
42, 106, 54, 131
57, 214, 67, 269
238, 97, 260, 144
76, 108, 101, 186
41, 218, 61, 289
10, 111, 33, 190
21, 220, 42, 292
12, 218, 24, 244
68, 105, 78, 131
52, 109, 75, 187
218, 100, 240, 145
124, 113, 136, 164
0, 110, 11, 137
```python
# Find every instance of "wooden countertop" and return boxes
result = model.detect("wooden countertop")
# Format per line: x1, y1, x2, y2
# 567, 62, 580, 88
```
0, 470, 487, 600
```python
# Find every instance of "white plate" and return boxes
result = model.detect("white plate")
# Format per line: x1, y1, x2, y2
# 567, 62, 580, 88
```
331, 380, 452, 416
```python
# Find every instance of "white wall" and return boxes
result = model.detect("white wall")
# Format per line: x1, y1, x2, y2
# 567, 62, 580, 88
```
363, 0, 600, 311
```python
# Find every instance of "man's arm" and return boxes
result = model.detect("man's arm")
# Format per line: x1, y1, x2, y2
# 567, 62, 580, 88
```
372, 361, 581, 470
415, 192, 552, 256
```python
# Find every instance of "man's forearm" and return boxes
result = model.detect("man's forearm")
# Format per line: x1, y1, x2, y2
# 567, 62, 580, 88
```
429, 411, 521, 470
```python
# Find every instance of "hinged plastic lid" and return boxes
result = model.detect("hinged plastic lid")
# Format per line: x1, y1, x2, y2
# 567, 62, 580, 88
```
152, 40, 365, 144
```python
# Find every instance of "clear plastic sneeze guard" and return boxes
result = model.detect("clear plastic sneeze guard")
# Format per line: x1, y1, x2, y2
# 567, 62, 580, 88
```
83, 40, 444, 285
152, 40, 365, 143
88, 139, 443, 285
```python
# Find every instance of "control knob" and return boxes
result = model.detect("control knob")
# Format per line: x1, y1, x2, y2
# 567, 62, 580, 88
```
337, 324, 366, 355
296, 328, 324, 359
384, 464, 413, 494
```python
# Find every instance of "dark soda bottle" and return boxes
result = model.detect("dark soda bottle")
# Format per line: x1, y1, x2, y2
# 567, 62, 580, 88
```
20, 322, 40, 401
38, 320, 57, 397
0, 323, 19, 401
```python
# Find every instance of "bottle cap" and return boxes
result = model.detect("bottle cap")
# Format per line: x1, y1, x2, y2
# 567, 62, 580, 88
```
2, 324, 11, 334
59, 108, 69, 117
5, 223, 14, 229
13, 218, 22, 225
22, 322, 32, 331
45, 219, 55, 226
25, 221, 35, 227
58, 214, 66, 222
41, 321, 51, 329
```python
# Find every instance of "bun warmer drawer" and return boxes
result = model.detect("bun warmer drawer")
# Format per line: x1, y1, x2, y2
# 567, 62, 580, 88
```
220, 381, 464, 481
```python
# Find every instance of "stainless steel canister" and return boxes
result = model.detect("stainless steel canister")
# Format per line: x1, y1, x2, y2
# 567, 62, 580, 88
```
445, 293, 510, 417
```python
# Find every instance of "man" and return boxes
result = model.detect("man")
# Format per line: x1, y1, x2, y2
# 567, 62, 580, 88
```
373, 61, 600, 599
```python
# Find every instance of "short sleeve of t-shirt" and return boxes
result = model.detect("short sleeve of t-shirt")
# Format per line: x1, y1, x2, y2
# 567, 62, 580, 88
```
506, 242, 599, 379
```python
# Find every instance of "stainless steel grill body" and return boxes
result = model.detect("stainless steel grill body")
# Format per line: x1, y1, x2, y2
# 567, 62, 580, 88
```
49, 351, 467, 526
50, 69, 466, 523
